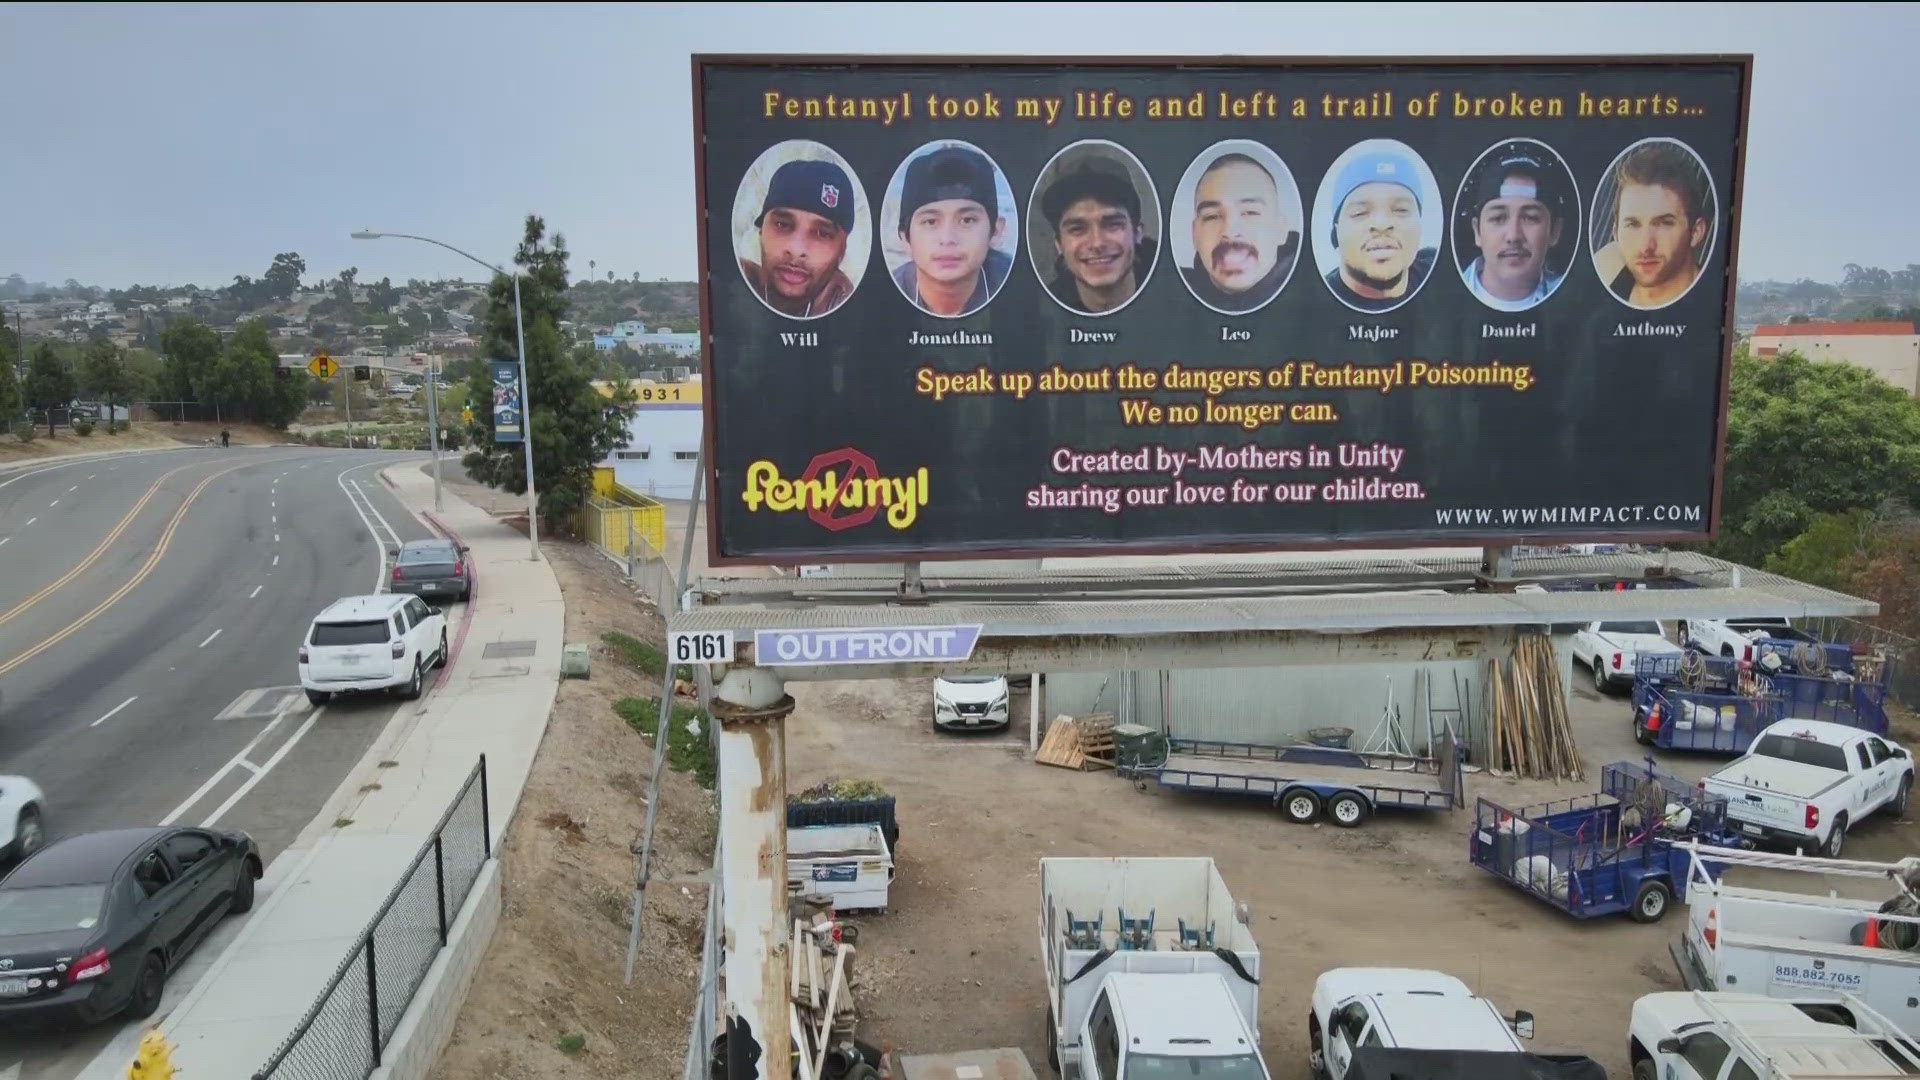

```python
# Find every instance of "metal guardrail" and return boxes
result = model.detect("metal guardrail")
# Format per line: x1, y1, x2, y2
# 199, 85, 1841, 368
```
252, 756, 492, 1080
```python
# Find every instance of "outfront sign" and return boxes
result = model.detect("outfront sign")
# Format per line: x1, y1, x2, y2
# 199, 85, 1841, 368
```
753, 625, 984, 666
694, 55, 1750, 564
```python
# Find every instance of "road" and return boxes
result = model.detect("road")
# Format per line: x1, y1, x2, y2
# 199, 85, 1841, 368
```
0, 447, 452, 1077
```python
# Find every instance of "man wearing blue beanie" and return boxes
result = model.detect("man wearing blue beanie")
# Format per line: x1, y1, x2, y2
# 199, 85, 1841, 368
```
1323, 146, 1437, 313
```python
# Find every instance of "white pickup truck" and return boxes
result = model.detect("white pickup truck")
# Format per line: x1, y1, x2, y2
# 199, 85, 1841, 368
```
1041, 857, 1267, 1079
1572, 620, 1682, 693
1308, 968, 1550, 1079
1629, 990, 1920, 1080
1702, 719, 1912, 858
1681, 617, 1820, 661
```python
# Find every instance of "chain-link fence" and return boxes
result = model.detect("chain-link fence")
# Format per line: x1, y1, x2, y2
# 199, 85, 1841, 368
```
1799, 614, 1920, 713
253, 756, 491, 1080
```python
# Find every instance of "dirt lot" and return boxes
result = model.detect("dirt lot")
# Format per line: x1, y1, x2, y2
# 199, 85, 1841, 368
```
428, 509, 1920, 1079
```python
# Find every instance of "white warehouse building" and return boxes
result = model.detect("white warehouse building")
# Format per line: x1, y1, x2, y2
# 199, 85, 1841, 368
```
600, 379, 704, 499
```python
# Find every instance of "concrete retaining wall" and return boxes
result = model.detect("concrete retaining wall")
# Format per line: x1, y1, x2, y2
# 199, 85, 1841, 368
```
369, 858, 502, 1080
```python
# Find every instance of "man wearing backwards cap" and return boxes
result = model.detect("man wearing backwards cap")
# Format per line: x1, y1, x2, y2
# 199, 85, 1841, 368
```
1461, 142, 1570, 312
740, 157, 858, 318
891, 143, 1011, 317
1323, 146, 1437, 313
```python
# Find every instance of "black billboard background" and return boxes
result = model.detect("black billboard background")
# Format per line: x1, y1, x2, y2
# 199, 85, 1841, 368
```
696, 58, 1749, 563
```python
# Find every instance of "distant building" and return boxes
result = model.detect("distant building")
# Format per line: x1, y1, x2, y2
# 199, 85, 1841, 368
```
596, 377, 703, 499
593, 320, 699, 358
1750, 320, 1920, 396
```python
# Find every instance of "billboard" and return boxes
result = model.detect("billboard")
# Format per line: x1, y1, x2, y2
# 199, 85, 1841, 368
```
694, 55, 1752, 565
491, 360, 524, 443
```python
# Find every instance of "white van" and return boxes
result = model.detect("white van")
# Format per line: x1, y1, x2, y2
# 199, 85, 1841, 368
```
299, 594, 448, 706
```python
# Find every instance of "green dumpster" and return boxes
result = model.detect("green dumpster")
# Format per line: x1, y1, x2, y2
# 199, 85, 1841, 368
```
1113, 724, 1168, 770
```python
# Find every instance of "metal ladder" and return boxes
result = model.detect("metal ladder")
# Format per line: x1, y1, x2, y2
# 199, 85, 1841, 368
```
1425, 667, 1470, 761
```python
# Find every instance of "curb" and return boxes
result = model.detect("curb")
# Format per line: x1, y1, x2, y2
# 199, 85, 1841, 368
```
422, 511, 477, 693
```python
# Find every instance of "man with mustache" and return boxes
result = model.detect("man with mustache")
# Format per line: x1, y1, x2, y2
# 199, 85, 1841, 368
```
1040, 163, 1158, 315
1607, 142, 1711, 309
891, 144, 1012, 318
1323, 147, 1437, 313
1179, 152, 1298, 313
1459, 142, 1571, 312
739, 157, 858, 319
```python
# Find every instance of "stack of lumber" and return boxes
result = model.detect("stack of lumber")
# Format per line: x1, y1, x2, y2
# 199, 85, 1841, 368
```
1035, 713, 1116, 770
1486, 632, 1585, 781
791, 913, 860, 1078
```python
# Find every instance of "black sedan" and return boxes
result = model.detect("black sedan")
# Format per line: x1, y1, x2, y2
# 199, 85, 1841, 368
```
0, 826, 262, 1025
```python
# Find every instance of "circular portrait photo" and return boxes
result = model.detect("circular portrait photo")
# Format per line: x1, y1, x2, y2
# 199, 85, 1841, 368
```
1169, 140, 1303, 315
731, 139, 872, 321
1313, 138, 1445, 315
881, 140, 1018, 319
1589, 137, 1718, 311
1452, 138, 1581, 313
1027, 141, 1162, 317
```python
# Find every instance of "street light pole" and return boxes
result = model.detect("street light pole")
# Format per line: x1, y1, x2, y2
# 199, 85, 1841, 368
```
424, 352, 443, 511
353, 230, 539, 560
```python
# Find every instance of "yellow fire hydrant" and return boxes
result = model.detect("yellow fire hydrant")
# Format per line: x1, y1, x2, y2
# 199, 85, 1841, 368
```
128, 1027, 177, 1079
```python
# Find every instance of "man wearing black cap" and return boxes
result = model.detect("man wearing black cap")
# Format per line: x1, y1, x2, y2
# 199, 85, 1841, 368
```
1460, 141, 1571, 312
741, 157, 858, 318
891, 144, 1011, 318
1039, 163, 1158, 315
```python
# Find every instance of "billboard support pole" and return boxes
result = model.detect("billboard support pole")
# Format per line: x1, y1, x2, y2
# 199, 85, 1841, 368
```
897, 561, 926, 605
1481, 545, 1515, 587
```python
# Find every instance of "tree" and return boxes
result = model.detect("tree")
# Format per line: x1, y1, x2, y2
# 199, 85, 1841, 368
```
334, 267, 358, 306
81, 340, 136, 434
160, 319, 220, 403
264, 252, 306, 301
381, 323, 413, 350
366, 276, 401, 314
0, 334, 19, 424
1714, 345, 1920, 566
25, 343, 77, 436
462, 215, 636, 531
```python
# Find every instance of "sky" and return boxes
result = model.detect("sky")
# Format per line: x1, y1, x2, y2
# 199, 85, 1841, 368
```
5, 1, 1915, 289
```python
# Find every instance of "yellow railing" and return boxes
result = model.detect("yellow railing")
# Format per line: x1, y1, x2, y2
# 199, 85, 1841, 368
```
576, 465, 666, 557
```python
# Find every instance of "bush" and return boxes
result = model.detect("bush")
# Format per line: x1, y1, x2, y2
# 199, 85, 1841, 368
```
613, 697, 713, 788
601, 630, 691, 682
110, 420, 128, 434
72, 420, 94, 436
14, 425, 34, 444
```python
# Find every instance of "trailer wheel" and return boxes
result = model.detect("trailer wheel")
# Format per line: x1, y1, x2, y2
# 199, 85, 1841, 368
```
1280, 788, 1321, 825
1327, 792, 1371, 828
1629, 879, 1672, 923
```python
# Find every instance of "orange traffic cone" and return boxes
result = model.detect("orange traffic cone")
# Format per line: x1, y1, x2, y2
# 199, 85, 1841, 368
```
1704, 907, 1718, 947
1867, 918, 1882, 948
1647, 705, 1663, 733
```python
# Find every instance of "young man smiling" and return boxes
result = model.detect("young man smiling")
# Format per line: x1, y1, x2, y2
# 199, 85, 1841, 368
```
1039, 163, 1158, 315
891, 144, 1012, 318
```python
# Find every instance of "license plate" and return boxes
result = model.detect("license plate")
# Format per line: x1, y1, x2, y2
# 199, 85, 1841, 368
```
1743, 823, 1763, 836
0, 978, 29, 997
342, 655, 361, 666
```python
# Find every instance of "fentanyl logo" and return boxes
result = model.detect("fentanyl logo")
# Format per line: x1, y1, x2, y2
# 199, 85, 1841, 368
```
741, 449, 930, 532
820, 183, 840, 209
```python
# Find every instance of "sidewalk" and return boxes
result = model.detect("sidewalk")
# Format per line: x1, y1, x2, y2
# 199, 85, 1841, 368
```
84, 466, 564, 1078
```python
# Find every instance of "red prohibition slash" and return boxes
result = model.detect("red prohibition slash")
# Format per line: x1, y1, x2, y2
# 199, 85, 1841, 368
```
799, 447, 879, 531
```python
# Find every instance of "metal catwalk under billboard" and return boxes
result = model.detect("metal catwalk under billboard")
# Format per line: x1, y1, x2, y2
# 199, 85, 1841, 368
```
693, 55, 1752, 565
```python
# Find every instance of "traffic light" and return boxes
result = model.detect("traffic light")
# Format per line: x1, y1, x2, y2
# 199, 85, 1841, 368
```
275, 365, 289, 380
354, 365, 371, 381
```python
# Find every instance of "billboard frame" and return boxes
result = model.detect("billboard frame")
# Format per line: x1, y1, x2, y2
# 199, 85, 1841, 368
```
691, 53, 1754, 568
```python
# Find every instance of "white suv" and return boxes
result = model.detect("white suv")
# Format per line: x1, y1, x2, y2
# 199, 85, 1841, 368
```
299, 594, 448, 706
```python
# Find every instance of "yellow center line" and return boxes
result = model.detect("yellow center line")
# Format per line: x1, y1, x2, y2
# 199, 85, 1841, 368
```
0, 455, 309, 677
0, 463, 195, 630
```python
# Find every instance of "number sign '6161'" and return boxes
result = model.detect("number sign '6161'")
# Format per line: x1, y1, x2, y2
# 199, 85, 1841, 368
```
669, 631, 734, 664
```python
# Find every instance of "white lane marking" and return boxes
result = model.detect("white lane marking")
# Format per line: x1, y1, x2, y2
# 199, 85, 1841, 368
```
199, 628, 223, 648
87, 474, 96, 479
250, 585, 263, 598
67, 485, 77, 492
48, 500, 58, 507
237, 760, 264, 776
161, 708, 294, 825
25, 517, 35, 526
201, 708, 325, 827
274, 533, 280, 543
90, 696, 138, 728
272, 554, 280, 566
272, 515, 277, 524
338, 463, 402, 592
0, 538, 8, 548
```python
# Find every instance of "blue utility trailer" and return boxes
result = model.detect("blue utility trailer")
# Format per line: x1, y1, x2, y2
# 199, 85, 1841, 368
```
1629, 660, 1892, 754
1149, 729, 1464, 828
1469, 760, 1738, 923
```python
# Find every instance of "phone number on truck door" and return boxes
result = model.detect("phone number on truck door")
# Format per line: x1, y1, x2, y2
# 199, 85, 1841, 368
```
1773, 963, 1865, 990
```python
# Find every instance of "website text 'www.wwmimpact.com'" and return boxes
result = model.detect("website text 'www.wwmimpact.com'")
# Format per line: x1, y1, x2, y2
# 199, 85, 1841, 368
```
1433, 504, 1705, 527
